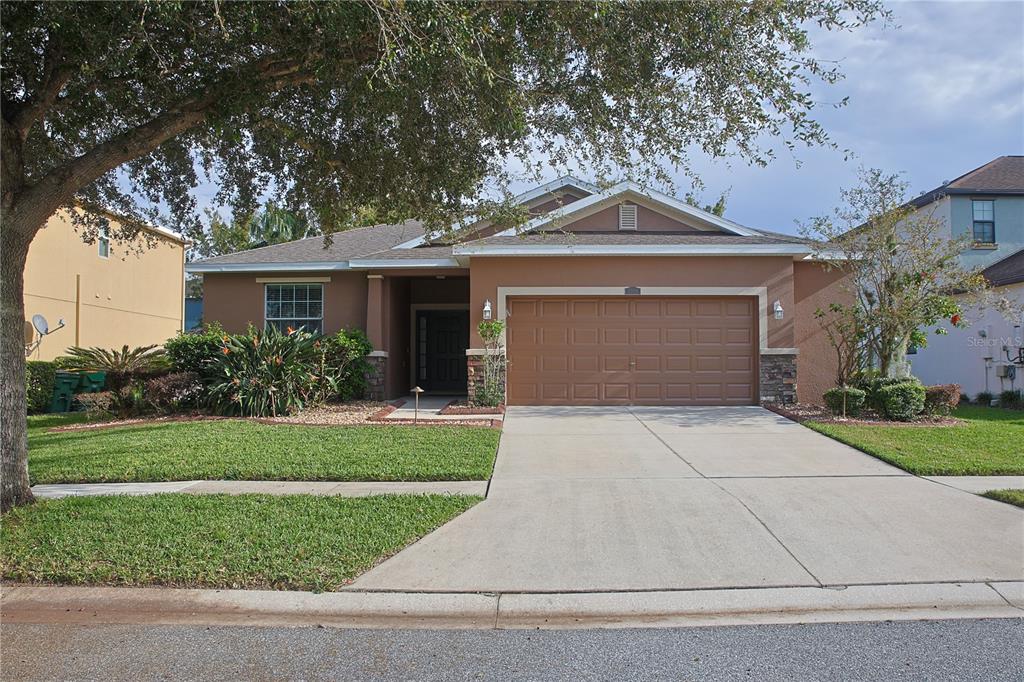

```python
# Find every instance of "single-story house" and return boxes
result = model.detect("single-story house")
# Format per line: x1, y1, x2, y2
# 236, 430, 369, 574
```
187, 177, 846, 405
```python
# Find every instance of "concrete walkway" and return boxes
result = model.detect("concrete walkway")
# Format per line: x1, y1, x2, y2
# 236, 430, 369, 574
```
352, 406, 1024, 592
384, 394, 503, 422
31, 480, 488, 499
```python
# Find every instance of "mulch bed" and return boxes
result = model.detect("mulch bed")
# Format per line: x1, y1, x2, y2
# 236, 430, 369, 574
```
439, 400, 505, 416
46, 400, 504, 432
765, 403, 962, 427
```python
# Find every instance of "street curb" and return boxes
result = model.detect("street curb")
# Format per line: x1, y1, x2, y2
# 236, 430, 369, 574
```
3, 582, 1022, 630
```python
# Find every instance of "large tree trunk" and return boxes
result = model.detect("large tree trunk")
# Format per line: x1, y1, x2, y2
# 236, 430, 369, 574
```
1, 219, 34, 512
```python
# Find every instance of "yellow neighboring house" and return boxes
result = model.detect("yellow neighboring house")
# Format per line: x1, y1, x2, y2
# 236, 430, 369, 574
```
24, 208, 188, 361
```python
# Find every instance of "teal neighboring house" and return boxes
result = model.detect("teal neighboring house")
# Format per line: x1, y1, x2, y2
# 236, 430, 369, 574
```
907, 155, 1024, 270
907, 156, 1024, 397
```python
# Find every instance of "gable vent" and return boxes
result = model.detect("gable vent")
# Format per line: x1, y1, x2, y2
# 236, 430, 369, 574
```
618, 203, 638, 231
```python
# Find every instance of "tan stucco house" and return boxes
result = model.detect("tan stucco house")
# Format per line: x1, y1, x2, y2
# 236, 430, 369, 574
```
189, 178, 845, 405
24, 208, 188, 360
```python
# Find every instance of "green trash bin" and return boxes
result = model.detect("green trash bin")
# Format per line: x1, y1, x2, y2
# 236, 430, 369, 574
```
77, 371, 106, 393
49, 372, 81, 413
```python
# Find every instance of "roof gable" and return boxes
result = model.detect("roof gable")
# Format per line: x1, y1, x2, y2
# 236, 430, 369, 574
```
491, 182, 758, 237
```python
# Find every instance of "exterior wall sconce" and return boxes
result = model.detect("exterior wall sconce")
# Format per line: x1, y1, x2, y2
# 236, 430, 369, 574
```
773, 300, 785, 320
483, 299, 493, 320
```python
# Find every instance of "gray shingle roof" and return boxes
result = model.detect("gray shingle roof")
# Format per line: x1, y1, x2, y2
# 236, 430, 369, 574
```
460, 231, 809, 247
911, 156, 1024, 208
982, 247, 1024, 288
356, 245, 456, 260
193, 221, 424, 265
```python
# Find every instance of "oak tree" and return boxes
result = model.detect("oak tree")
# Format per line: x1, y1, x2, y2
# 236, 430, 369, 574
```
2, 0, 885, 510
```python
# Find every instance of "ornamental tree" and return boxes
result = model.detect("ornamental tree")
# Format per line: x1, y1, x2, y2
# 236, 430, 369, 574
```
1, 0, 886, 510
803, 168, 999, 379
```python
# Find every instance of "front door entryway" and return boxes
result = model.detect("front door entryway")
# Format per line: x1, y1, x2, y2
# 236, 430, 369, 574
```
415, 310, 469, 393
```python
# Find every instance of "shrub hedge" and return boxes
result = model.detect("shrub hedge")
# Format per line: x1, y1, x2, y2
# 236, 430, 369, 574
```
26, 361, 57, 414
876, 382, 926, 421
823, 386, 866, 417
923, 384, 961, 416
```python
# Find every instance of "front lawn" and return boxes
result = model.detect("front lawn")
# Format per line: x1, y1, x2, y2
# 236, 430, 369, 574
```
28, 416, 500, 484
1, 493, 481, 590
983, 489, 1024, 509
806, 406, 1024, 476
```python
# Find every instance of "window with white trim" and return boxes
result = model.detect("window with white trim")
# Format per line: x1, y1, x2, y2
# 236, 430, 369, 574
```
618, 203, 638, 230
972, 199, 995, 244
265, 283, 323, 333
98, 226, 110, 258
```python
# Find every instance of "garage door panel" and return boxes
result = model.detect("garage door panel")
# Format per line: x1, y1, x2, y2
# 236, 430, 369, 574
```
506, 296, 756, 406
633, 327, 661, 344
604, 384, 630, 400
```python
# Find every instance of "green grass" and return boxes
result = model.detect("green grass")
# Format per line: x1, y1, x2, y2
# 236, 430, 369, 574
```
982, 489, 1024, 509
1, 493, 481, 590
27, 415, 500, 484
806, 406, 1024, 476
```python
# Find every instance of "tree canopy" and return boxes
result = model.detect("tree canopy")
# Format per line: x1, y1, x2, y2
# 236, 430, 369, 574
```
2, 0, 887, 510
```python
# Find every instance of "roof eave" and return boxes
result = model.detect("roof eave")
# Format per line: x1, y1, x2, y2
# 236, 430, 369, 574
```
185, 261, 351, 274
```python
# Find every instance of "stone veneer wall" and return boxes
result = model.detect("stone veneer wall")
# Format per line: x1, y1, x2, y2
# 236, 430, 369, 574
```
365, 355, 387, 401
466, 353, 506, 405
759, 353, 797, 405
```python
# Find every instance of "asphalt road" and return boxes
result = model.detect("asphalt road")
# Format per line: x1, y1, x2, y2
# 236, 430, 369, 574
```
2, 618, 1022, 681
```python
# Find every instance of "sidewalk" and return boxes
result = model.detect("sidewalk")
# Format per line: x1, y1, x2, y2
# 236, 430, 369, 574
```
31, 480, 488, 499
3, 582, 1021, 630
924, 476, 1024, 494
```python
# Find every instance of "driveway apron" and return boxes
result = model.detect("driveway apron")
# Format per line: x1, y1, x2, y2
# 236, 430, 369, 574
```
350, 406, 1024, 592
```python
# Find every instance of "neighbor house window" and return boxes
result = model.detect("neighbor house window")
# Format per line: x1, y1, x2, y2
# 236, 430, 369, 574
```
98, 226, 110, 258
265, 283, 323, 334
972, 200, 995, 244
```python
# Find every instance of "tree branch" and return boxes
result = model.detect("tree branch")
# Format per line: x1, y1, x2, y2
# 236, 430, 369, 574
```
9, 59, 314, 236
8, 39, 75, 139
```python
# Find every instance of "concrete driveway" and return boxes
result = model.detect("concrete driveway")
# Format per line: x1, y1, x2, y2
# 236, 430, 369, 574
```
352, 406, 1024, 592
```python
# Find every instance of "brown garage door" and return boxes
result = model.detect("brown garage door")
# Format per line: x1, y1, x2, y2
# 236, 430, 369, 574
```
506, 296, 757, 406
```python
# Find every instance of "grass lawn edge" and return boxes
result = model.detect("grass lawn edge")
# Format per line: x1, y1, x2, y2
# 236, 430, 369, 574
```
981, 489, 1024, 509
1, 493, 483, 591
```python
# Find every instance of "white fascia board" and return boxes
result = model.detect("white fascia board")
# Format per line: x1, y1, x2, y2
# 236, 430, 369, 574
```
347, 258, 463, 269
393, 234, 429, 249
489, 181, 760, 238
512, 175, 602, 205
451, 244, 811, 257
185, 261, 350, 273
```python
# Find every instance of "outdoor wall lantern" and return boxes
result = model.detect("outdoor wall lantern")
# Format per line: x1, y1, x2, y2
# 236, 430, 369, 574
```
773, 300, 785, 320
483, 299, 493, 320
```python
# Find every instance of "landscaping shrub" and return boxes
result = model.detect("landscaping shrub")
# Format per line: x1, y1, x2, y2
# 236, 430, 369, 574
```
26, 361, 57, 414
206, 325, 337, 417
823, 386, 866, 417
975, 391, 995, 406
473, 320, 506, 408
999, 389, 1023, 410
164, 322, 226, 377
922, 384, 961, 416
145, 371, 203, 413
853, 372, 914, 412
75, 391, 114, 416
959, 393, 970, 405
876, 381, 926, 421
321, 328, 373, 401
63, 345, 173, 417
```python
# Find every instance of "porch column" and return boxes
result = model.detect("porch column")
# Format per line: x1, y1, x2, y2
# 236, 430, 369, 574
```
366, 274, 385, 350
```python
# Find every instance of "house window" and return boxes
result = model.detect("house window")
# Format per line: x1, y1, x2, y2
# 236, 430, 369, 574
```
618, 203, 638, 230
98, 226, 110, 258
265, 283, 323, 334
972, 200, 995, 244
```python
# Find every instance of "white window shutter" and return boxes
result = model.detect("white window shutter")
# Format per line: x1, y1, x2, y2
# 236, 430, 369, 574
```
618, 204, 638, 230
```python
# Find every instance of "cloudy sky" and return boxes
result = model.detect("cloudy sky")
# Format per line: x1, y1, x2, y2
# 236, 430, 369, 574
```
657, 0, 1024, 234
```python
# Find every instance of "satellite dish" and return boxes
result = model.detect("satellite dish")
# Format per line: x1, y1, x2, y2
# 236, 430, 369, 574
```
24, 320, 35, 345
32, 314, 49, 335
